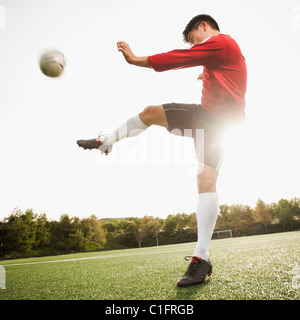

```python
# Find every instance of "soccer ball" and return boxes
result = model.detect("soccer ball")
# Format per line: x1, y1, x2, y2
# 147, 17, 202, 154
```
39, 50, 66, 77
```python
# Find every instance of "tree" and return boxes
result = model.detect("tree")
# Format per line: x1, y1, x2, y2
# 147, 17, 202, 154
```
290, 197, 300, 219
80, 218, 94, 242
228, 204, 255, 236
254, 198, 272, 231
50, 214, 107, 253
89, 214, 106, 249
118, 219, 132, 236
188, 212, 197, 234
215, 204, 230, 230
272, 199, 298, 230
143, 216, 163, 246
35, 213, 51, 248
175, 213, 189, 235
3, 208, 38, 253
0, 222, 5, 256
102, 219, 119, 234
68, 216, 85, 251
51, 214, 83, 252
163, 215, 178, 235
127, 218, 144, 248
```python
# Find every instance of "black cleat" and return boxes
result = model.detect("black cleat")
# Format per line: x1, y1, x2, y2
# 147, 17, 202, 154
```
77, 136, 112, 155
77, 138, 102, 150
177, 256, 212, 287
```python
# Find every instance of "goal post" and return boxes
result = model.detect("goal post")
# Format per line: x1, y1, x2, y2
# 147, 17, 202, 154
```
212, 229, 232, 239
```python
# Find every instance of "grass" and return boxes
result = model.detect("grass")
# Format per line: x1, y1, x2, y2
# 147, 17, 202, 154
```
0, 231, 299, 300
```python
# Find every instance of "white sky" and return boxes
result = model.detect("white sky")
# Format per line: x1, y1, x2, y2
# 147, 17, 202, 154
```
0, 0, 299, 221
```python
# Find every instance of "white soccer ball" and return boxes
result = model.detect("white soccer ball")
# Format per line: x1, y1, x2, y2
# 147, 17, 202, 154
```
39, 50, 66, 77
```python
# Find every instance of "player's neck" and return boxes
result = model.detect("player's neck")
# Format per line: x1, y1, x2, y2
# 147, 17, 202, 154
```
199, 30, 220, 44
205, 30, 220, 38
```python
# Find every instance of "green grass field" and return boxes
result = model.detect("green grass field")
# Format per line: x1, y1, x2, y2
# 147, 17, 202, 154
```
0, 231, 299, 300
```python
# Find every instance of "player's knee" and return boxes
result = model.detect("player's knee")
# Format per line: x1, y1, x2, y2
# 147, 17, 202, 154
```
198, 178, 216, 193
197, 167, 217, 193
140, 105, 158, 125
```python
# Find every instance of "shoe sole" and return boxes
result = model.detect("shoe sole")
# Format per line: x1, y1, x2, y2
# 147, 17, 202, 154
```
77, 139, 102, 150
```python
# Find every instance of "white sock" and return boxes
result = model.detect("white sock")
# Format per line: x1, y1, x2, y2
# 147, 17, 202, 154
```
100, 114, 148, 146
193, 192, 219, 261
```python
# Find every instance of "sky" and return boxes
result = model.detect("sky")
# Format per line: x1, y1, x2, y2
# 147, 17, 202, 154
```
0, 0, 300, 221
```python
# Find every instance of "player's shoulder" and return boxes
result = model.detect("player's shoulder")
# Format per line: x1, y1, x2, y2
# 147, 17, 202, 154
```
205, 34, 232, 46
216, 34, 241, 50
212, 34, 234, 42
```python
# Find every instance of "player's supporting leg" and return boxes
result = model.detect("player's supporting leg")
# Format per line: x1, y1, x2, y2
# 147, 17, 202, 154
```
177, 163, 218, 287
77, 105, 168, 152
193, 163, 219, 260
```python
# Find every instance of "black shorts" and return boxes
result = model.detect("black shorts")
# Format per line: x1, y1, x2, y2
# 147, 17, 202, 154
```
162, 103, 227, 171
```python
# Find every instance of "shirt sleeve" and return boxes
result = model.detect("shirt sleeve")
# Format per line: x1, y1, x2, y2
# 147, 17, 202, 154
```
148, 36, 226, 72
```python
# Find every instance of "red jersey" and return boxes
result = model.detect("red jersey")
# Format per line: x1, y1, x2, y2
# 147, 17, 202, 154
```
148, 34, 247, 123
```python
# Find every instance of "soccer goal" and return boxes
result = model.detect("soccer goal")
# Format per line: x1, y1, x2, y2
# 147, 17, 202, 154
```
212, 229, 232, 239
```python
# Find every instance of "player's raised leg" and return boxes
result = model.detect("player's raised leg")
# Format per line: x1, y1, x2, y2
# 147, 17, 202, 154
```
76, 105, 168, 154
139, 105, 168, 128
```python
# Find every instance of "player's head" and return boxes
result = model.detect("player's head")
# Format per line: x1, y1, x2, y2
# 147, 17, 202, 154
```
183, 14, 220, 45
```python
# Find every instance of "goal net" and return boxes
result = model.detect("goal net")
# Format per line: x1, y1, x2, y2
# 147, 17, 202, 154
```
212, 229, 232, 239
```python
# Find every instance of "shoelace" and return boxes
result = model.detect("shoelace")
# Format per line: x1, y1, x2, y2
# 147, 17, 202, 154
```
184, 256, 202, 276
184, 256, 202, 262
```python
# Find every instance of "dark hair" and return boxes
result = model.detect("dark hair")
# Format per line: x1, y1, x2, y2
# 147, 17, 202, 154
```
182, 14, 220, 43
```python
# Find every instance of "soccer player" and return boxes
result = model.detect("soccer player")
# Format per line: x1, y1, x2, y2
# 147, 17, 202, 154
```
77, 14, 247, 287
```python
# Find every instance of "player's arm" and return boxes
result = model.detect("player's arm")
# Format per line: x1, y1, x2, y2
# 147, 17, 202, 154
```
117, 41, 150, 68
148, 38, 225, 72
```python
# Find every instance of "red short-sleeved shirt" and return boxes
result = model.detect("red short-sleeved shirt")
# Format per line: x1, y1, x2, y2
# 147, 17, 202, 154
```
148, 34, 247, 124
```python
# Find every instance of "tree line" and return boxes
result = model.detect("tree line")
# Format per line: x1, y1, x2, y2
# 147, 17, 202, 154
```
0, 197, 299, 260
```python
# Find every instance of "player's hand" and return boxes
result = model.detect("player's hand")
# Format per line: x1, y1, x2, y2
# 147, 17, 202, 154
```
197, 73, 204, 81
117, 41, 136, 64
